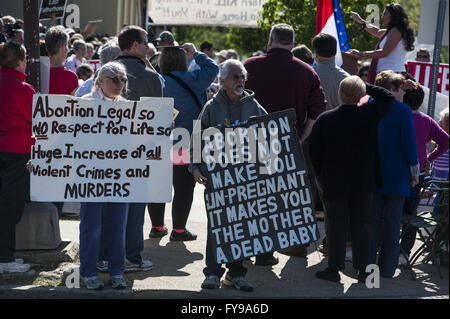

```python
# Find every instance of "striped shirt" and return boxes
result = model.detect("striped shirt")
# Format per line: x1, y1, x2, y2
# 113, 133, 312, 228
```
432, 149, 449, 180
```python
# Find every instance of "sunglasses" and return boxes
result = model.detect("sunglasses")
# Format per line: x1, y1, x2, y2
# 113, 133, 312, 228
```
417, 55, 430, 59
107, 76, 127, 85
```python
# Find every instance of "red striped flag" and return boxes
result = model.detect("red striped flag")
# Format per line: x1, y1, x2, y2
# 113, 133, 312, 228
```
316, 0, 343, 66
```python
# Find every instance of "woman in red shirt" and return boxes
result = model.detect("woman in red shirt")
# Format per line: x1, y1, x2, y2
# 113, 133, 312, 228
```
0, 41, 35, 274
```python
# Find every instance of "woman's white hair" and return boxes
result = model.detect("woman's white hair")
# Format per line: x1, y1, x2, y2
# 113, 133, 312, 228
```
93, 61, 127, 92
99, 38, 122, 65
219, 59, 247, 87
440, 107, 449, 121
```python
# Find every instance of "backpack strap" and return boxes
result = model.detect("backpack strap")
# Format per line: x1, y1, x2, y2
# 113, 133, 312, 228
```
163, 72, 203, 112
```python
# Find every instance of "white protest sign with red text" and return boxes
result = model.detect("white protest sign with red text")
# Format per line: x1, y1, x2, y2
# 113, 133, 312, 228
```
407, 61, 449, 96
87, 60, 101, 73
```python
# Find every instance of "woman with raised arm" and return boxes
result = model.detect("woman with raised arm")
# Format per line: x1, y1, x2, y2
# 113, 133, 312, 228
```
349, 3, 415, 83
146, 43, 218, 242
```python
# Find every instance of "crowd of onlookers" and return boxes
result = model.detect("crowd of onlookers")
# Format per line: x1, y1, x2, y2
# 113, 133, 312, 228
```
0, 2, 448, 292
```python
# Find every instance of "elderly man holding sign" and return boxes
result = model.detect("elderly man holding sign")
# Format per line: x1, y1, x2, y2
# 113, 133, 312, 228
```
190, 59, 267, 291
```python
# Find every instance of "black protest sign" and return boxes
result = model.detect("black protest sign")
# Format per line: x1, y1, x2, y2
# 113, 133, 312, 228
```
200, 109, 319, 264
39, 0, 68, 20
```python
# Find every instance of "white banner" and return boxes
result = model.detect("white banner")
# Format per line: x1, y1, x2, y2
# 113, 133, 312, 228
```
147, 0, 268, 27
30, 94, 174, 202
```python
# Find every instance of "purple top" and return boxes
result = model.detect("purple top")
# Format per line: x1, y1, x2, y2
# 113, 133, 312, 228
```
413, 112, 449, 171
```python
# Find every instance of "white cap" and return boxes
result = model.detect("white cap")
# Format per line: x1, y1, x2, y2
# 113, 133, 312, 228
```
215, 49, 228, 59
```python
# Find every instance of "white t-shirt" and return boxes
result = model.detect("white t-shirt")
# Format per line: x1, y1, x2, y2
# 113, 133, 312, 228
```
376, 33, 408, 73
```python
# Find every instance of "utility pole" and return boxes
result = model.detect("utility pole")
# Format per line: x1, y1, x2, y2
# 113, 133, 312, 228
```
427, 0, 447, 119
23, 0, 40, 92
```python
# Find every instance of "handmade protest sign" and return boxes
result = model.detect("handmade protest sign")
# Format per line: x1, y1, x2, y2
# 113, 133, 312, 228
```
30, 94, 174, 202
39, 0, 68, 21
87, 60, 101, 73
147, 0, 268, 27
200, 109, 319, 264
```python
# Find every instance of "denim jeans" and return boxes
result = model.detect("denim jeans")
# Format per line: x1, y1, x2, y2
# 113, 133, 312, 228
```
99, 203, 146, 264
203, 232, 247, 279
369, 193, 405, 277
125, 203, 147, 264
79, 202, 128, 277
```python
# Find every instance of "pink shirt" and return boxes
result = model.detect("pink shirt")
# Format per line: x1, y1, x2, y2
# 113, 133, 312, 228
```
413, 112, 449, 171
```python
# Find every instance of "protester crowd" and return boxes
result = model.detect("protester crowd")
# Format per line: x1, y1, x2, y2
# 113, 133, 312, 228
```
0, 3, 448, 291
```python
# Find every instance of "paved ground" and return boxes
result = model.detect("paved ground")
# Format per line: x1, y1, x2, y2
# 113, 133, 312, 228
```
0, 184, 448, 299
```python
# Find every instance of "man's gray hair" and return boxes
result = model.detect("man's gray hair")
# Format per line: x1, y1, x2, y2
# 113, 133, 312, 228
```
339, 75, 366, 105
99, 38, 122, 65
45, 25, 68, 56
219, 59, 247, 86
269, 23, 295, 45
93, 61, 127, 92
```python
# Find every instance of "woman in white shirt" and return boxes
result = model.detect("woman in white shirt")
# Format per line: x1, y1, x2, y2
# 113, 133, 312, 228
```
349, 3, 415, 83
65, 39, 87, 73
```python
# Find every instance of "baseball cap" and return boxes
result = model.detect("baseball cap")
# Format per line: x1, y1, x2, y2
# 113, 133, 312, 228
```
215, 49, 228, 59
65, 28, 75, 35
156, 31, 174, 45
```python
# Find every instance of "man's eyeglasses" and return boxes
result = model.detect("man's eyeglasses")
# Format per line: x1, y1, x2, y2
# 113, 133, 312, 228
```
107, 76, 127, 85
231, 74, 246, 81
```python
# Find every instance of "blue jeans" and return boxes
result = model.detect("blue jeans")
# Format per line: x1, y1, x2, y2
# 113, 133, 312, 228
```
125, 203, 147, 264
79, 202, 128, 277
99, 203, 146, 264
203, 232, 247, 279
369, 193, 405, 277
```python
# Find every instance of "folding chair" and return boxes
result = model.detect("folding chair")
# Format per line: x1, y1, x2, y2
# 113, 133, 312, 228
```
400, 180, 449, 280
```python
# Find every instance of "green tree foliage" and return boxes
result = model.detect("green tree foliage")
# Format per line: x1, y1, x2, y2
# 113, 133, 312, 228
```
259, 0, 392, 52
398, 0, 421, 30
225, 27, 270, 57
441, 47, 449, 64
156, 0, 448, 63
155, 25, 269, 59
170, 26, 229, 52
259, 0, 448, 63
